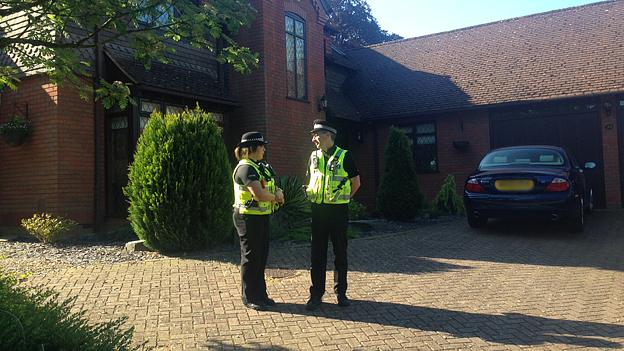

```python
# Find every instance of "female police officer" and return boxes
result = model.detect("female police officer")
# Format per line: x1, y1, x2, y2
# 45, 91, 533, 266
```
232, 131, 284, 310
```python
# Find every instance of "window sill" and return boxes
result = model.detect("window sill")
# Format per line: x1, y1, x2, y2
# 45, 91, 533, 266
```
286, 96, 309, 103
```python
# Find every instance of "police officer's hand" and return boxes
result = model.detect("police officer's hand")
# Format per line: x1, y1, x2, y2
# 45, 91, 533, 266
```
275, 188, 285, 205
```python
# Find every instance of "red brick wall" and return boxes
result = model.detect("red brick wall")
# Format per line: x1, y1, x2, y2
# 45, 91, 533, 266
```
600, 96, 622, 208
0, 76, 96, 225
57, 83, 96, 223
229, 0, 327, 178
227, 0, 268, 152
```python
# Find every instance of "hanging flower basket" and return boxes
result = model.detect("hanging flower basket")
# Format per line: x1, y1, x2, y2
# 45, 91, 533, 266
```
0, 115, 30, 146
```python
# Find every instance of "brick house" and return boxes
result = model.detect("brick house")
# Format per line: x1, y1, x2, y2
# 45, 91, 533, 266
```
0, 0, 331, 227
327, 0, 624, 210
2, 0, 623, 228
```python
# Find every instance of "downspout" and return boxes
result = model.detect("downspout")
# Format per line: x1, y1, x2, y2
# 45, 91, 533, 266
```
372, 121, 380, 197
93, 28, 102, 232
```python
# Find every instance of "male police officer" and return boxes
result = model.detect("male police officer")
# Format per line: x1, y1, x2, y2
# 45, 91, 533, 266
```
305, 119, 361, 311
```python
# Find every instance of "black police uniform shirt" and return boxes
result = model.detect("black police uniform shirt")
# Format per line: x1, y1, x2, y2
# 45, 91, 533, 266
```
234, 160, 276, 188
234, 162, 261, 187
308, 145, 360, 179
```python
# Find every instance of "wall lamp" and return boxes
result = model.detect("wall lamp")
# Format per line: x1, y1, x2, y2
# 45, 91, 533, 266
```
318, 95, 328, 112
603, 101, 613, 116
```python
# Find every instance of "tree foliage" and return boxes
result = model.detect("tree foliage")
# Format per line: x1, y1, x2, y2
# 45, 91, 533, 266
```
377, 127, 423, 221
0, 271, 141, 350
0, 0, 259, 108
327, 0, 402, 48
124, 107, 233, 252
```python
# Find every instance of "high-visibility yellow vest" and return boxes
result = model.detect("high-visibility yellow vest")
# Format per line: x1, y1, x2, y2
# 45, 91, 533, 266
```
306, 146, 351, 204
233, 159, 276, 215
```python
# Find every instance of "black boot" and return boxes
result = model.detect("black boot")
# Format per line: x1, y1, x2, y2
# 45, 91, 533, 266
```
336, 294, 351, 307
305, 296, 322, 311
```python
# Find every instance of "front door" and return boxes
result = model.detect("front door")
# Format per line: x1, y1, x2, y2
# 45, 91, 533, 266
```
106, 111, 131, 217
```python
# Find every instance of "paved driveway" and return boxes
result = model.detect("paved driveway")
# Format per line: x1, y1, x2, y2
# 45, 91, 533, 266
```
29, 210, 624, 350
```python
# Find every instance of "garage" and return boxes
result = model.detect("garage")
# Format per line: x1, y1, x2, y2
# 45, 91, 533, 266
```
490, 100, 606, 208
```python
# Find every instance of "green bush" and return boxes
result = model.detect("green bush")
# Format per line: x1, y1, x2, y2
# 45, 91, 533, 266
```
124, 108, 233, 252
0, 271, 142, 350
271, 175, 310, 241
348, 200, 367, 220
377, 127, 424, 221
20, 213, 78, 244
431, 174, 465, 215
269, 175, 361, 241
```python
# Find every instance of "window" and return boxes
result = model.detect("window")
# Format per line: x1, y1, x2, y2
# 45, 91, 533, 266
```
138, 2, 173, 26
139, 100, 160, 132
399, 122, 438, 173
285, 13, 306, 99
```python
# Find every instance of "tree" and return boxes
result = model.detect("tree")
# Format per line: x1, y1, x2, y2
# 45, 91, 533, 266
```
124, 108, 233, 252
377, 127, 424, 221
327, 0, 402, 48
0, 0, 259, 108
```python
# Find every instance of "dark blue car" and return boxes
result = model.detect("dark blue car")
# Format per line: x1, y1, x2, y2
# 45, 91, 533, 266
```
463, 145, 595, 232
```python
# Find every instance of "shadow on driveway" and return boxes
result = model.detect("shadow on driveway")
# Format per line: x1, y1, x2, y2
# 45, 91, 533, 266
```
170, 210, 624, 275
270, 300, 624, 349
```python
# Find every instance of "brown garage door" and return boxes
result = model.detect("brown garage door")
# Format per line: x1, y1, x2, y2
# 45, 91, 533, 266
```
490, 102, 605, 208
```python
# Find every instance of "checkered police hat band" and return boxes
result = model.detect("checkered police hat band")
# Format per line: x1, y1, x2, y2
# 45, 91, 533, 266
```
241, 137, 265, 143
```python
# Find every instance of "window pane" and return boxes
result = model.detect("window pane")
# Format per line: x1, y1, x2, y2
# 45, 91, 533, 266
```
110, 116, 128, 130
286, 34, 296, 97
212, 113, 224, 123
416, 123, 435, 134
166, 105, 184, 115
295, 20, 304, 37
140, 116, 149, 131
141, 101, 160, 113
296, 37, 305, 98
417, 135, 436, 145
285, 16, 294, 33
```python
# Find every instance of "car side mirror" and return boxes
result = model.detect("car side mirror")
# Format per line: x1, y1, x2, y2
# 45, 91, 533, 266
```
584, 162, 596, 169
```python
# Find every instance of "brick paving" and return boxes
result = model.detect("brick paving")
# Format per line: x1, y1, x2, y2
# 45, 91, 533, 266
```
25, 210, 624, 350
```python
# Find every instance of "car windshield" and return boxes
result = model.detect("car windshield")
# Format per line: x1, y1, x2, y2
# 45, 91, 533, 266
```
479, 148, 567, 169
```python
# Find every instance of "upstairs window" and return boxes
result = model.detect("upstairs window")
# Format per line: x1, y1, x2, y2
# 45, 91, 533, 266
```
138, 2, 173, 26
285, 13, 306, 99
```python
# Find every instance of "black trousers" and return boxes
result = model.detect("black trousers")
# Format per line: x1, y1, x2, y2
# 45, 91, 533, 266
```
233, 210, 270, 304
309, 203, 349, 298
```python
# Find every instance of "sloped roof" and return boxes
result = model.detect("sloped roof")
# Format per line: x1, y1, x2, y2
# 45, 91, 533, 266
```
105, 42, 228, 101
344, 0, 624, 120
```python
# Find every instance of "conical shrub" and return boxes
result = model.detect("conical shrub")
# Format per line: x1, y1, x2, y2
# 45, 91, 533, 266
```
431, 174, 464, 215
124, 108, 233, 252
377, 127, 424, 221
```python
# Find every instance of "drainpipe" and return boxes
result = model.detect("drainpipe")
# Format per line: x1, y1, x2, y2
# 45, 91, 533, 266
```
92, 28, 103, 232
372, 121, 380, 196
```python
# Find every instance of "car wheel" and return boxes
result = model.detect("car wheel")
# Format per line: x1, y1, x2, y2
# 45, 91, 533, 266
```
584, 189, 594, 214
569, 198, 584, 233
467, 213, 487, 228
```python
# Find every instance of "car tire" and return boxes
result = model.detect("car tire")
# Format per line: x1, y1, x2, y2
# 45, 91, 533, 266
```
467, 213, 487, 228
584, 189, 594, 214
569, 198, 584, 233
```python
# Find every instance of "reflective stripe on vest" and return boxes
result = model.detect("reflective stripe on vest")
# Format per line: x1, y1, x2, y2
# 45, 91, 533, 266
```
306, 146, 351, 204
232, 159, 276, 215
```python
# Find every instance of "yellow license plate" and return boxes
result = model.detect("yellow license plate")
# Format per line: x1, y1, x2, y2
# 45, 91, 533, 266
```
495, 179, 534, 191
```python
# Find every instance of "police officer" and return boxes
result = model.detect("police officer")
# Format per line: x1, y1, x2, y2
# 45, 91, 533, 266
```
232, 131, 284, 311
305, 120, 361, 311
